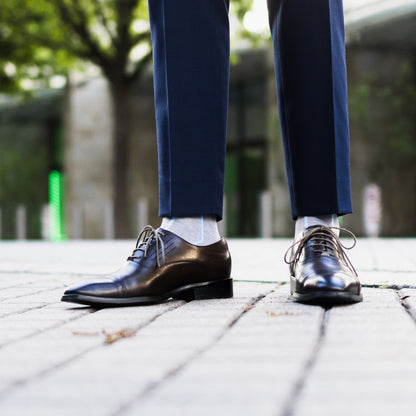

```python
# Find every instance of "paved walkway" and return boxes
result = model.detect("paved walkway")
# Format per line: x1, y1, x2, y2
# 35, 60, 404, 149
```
0, 238, 415, 415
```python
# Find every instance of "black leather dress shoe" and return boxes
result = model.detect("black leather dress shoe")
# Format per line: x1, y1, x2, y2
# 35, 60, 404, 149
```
61, 226, 233, 307
285, 226, 362, 306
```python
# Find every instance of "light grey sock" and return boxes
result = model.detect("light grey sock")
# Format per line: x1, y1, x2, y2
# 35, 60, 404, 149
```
295, 215, 339, 240
160, 215, 221, 246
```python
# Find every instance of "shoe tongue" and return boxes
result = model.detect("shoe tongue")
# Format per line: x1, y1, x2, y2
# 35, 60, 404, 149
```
305, 225, 324, 233
296, 225, 323, 242
305, 225, 335, 240
302, 226, 336, 257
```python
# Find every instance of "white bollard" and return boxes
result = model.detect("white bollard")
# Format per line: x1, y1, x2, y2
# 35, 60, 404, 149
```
0, 207, 2, 240
103, 201, 115, 239
16, 205, 26, 240
41, 204, 50, 240
137, 198, 149, 231
363, 184, 382, 238
260, 191, 272, 238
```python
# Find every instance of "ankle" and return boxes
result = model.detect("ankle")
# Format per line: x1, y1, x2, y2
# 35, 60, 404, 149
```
295, 215, 339, 239
160, 215, 220, 246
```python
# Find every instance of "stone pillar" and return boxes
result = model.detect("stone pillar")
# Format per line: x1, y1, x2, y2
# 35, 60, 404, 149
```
64, 77, 113, 239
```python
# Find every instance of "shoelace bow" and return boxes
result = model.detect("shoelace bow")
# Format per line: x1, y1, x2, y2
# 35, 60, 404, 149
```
284, 226, 358, 277
129, 225, 166, 267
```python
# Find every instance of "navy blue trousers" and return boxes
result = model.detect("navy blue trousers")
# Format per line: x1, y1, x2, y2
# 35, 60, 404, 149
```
148, 0, 352, 220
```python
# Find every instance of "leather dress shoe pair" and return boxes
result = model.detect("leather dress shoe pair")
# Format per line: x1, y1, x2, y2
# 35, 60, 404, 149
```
61, 226, 233, 307
285, 226, 362, 306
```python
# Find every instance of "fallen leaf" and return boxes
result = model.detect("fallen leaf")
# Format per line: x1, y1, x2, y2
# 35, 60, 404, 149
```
266, 311, 299, 317
102, 327, 137, 344
71, 330, 100, 336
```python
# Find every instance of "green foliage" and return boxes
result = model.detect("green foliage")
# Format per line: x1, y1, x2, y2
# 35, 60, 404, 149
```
0, 0, 74, 93
349, 62, 416, 166
232, 0, 254, 21
348, 74, 373, 125
0, 0, 261, 95
230, 0, 270, 47
0, 0, 151, 94
379, 63, 416, 159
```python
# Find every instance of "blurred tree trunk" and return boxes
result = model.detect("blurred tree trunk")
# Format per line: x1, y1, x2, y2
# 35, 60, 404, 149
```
110, 80, 130, 238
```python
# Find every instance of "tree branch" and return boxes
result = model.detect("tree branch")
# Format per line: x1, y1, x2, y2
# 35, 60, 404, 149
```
114, 0, 140, 59
91, 0, 117, 48
130, 30, 152, 49
126, 49, 152, 85
51, 0, 112, 73
2, 10, 80, 60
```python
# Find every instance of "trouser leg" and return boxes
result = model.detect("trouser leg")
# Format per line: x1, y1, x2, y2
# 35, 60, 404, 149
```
267, 0, 352, 218
148, 0, 230, 219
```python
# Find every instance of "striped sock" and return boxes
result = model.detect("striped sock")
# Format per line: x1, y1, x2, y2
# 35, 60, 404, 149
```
160, 215, 220, 246
295, 215, 339, 240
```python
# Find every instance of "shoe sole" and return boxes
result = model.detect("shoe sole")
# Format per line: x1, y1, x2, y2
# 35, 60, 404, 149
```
290, 290, 363, 306
61, 278, 233, 307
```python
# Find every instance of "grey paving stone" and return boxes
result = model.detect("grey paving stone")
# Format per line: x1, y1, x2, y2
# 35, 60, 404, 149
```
0, 299, 184, 397
0, 239, 415, 416
0, 286, 61, 301
293, 288, 416, 416
357, 239, 415, 271
0, 283, 272, 416
121, 286, 323, 416
1, 238, 416, 285
0, 303, 93, 347
0, 303, 37, 317
399, 288, 416, 317
0, 289, 67, 323
0, 241, 132, 275
359, 270, 416, 288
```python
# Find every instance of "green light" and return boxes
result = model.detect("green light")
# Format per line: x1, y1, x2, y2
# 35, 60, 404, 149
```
49, 170, 66, 241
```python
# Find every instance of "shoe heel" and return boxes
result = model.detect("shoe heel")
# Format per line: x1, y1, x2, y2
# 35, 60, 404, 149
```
176, 278, 233, 302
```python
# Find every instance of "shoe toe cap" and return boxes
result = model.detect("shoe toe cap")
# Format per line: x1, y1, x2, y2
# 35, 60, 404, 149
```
64, 277, 121, 297
300, 270, 360, 294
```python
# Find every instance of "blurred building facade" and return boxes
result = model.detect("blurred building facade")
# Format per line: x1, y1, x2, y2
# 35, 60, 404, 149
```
0, 92, 63, 239
0, 2, 415, 238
